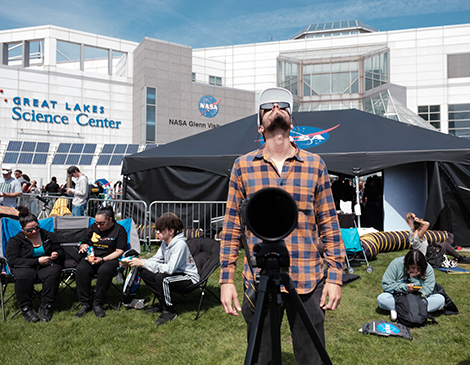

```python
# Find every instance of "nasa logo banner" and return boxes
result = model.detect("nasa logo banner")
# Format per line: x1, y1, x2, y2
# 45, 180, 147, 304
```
199, 95, 221, 118
259, 125, 339, 149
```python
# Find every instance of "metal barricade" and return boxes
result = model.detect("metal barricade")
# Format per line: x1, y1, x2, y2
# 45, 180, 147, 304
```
147, 201, 226, 253
86, 197, 148, 241
19, 193, 74, 219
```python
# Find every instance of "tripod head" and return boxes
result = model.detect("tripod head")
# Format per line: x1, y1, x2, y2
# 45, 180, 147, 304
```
241, 187, 298, 271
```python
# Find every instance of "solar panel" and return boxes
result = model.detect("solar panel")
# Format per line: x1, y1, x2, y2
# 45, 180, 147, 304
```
70, 143, 84, 153
66, 154, 80, 165
33, 154, 48, 165
83, 144, 97, 154
36, 142, 50, 153
101, 144, 115, 154
114, 144, 127, 154
3, 152, 19, 163
18, 153, 33, 164
7, 141, 22, 151
79, 154, 94, 165
145, 144, 158, 150
52, 154, 67, 164
126, 144, 139, 154
97, 154, 111, 165
57, 143, 71, 153
109, 154, 124, 165
22, 142, 36, 152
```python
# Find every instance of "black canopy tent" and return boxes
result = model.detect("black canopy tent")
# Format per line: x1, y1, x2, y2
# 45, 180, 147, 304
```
122, 109, 470, 246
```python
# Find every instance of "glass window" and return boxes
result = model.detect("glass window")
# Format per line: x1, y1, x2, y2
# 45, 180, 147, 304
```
448, 53, 470, 78
147, 87, 156, 105
448, 104, 470, 137
365, 52, 389, 91
418, 105, 441, 130
209, 76, 222, 86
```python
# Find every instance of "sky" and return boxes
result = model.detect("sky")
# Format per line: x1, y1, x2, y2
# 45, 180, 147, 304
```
0, 0, 469, 48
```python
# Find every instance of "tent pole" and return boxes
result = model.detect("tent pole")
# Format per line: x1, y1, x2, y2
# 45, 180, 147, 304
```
355, 175, 361, 228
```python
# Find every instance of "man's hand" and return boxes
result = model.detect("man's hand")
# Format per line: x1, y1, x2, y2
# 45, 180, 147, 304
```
78, 243, 89, 254
221, 283, 241, 316
320, 283, 342, 310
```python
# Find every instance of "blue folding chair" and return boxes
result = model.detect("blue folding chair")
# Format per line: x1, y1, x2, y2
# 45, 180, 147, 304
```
340, 228, 373, 273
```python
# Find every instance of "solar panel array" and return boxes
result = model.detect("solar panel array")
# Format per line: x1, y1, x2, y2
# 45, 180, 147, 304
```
2, 141, 145, 166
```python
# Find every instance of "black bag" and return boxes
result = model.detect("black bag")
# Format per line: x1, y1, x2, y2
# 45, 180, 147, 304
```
393, 292, 437, 328
426, 244, 445, 268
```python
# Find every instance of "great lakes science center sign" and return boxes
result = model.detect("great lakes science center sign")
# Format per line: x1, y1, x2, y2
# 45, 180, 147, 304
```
10, 96, 122, 129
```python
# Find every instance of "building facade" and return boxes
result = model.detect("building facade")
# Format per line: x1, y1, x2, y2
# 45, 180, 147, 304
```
1, 21, 469, 187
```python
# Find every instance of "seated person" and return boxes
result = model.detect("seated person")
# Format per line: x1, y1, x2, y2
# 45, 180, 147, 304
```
74, 206, 127, 318
127, 213, 200, 325
406, 212, 470, 263
377, 249, 445, 321
6, 206, 63, 322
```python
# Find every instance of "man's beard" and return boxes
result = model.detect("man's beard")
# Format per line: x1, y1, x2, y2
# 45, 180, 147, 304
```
265, 114, 290, 134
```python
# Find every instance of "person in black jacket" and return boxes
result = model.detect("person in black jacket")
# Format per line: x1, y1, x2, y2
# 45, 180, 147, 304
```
5, 206, 63, 322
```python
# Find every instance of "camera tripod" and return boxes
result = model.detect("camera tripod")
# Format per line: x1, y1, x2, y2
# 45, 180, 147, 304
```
244, 241, 332, 365
36, 196, 51, 220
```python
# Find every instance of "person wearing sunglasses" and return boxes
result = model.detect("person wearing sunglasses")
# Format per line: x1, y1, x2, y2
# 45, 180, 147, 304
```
74, 206, 127, 318
5, 206, 63, 322
219, 87, 345, 364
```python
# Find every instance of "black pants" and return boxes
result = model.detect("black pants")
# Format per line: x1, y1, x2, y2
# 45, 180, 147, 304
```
242, 279, 325, 365
75, 259, 119, 306
140, 268, 193, 312
12, 264, 62, 309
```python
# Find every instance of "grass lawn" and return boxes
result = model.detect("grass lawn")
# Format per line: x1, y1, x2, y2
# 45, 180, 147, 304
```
1, 247, 470, 365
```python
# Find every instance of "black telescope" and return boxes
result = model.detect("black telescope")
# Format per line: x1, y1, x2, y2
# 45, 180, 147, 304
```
242, 187, 298, 242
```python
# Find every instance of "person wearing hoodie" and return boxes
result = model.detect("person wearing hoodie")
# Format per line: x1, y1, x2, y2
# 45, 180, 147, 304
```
128, 213, 199, 325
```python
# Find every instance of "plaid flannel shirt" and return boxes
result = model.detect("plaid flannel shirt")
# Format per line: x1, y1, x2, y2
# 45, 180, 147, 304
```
219, 143, 345, 294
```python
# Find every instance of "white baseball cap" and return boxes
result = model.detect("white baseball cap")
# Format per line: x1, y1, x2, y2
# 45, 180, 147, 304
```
257, 87, 293, 126
1, 165, 12, 174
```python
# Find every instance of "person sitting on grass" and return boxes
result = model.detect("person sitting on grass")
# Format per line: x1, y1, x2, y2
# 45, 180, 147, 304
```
6, 206, 63, 322
406, 212, 470, 264
127, 213, 199, 325
377, 249, 445, 321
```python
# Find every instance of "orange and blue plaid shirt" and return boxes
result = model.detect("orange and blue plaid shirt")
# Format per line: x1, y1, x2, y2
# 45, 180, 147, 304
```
219, 143, 345, 294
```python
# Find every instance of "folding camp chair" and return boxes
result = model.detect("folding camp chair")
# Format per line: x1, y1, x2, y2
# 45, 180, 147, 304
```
0, 217, 56, 321
341, 228, 373, 274
149, 236, 221, 320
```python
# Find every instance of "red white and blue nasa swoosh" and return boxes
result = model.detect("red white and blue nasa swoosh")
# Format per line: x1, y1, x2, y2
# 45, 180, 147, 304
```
199, 95, 221, 118
259, 124, 340, 149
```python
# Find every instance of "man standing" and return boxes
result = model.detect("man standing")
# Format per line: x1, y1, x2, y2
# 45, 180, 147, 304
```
219, 87, 345, 364
0, 165, 22, 208
45, 177, 60, 194
66, 166, 89, 216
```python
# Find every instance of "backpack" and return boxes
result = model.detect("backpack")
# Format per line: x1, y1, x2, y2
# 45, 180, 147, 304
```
426, 244, 445, 268
393, 292, 437, 328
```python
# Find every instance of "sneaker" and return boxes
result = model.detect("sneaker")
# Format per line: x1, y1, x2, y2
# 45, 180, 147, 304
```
93, 305, 106, 318
22, 307, 39, 323
155, 310, 177, 325
390, 310, 397, 322
39, 305, 53, 322
457, 255, 470, 264
145, 303, 163, 314
74, 303, 92, 318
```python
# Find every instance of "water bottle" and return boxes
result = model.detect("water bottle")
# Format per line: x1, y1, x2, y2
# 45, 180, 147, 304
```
87, 246, 95, 262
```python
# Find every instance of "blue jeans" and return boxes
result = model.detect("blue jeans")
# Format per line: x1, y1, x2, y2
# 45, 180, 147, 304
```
72, 203, 86, 216
377, 292, 445, 312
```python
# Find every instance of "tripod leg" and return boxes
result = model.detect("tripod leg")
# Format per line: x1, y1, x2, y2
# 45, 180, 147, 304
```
282, 274, 333, 365
244, 277, 269, 365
